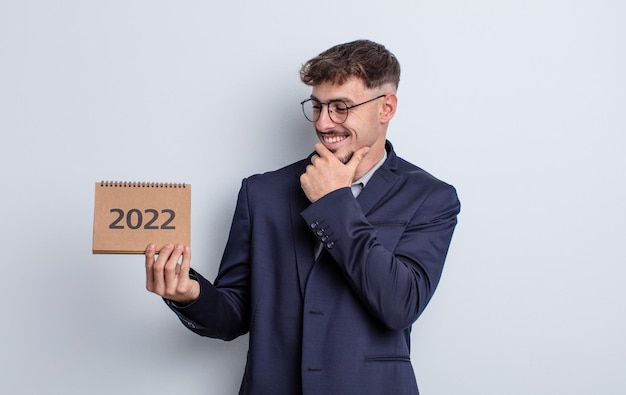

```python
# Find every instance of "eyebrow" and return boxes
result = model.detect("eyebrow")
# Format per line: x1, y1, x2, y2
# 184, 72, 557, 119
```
310, 94, 355, 104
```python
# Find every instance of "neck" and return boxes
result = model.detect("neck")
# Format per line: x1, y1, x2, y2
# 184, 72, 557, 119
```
353, 144, 386, 181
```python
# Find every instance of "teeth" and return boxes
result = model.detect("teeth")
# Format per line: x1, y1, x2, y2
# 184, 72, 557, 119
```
323, 135, 347, 143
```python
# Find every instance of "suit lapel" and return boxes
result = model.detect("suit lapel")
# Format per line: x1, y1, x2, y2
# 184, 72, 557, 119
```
356, 142, 400, 215
355, 167, 398, 215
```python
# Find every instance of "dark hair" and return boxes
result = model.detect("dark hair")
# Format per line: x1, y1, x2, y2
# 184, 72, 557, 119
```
300, 39, 401, 90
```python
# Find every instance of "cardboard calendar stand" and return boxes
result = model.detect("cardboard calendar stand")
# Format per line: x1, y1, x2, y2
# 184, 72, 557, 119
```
93, 181, 191, 254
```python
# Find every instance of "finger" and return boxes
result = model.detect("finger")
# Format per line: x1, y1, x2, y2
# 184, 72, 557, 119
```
145, 244, 156, 292
164, 244, 184, 294
180, 245, 192, 276
176, 246, 192, 294
152, 244, 173, 295
346, 146, 370, 170
314, 142, 333, 158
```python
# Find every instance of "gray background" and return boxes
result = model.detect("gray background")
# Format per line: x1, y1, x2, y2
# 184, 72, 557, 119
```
1, 1, 624, 394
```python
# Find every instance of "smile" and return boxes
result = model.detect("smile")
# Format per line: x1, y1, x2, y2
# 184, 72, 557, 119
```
320, 134, 349, 144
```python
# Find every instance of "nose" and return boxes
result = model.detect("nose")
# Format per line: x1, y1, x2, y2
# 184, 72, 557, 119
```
315, 104, 337, 130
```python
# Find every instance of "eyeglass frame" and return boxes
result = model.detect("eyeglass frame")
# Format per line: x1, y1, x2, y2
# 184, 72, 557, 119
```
300, 94, 387, 124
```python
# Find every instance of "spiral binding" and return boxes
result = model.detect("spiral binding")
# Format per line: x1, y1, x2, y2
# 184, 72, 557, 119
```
100, 181, 187, 188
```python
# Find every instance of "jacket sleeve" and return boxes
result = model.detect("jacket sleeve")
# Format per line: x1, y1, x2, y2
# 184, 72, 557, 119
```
300, 182, 460, 331
164, 179, 252, 341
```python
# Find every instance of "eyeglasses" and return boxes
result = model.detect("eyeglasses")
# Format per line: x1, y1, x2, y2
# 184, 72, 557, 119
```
300, 94, 386, 124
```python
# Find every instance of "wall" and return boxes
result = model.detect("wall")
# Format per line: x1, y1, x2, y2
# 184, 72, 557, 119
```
1, 1, 624, 394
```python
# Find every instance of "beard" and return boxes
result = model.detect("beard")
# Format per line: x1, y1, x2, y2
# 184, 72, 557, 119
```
338, 150, 354, 164
327, 145, 354, 164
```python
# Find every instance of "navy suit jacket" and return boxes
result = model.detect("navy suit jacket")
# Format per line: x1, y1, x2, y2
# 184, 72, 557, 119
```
166, 141, 460, 394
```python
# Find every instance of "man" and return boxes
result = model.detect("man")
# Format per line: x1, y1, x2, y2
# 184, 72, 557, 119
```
145, 39, 460, 394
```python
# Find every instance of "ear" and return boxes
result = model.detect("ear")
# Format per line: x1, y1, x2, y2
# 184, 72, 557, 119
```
379, 93, 397, 124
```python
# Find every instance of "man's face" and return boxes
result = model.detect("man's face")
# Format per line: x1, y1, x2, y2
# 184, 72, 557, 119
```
310, 77, 389, 165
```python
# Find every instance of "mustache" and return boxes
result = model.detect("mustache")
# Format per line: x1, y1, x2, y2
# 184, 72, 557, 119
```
316, 129, 346, 135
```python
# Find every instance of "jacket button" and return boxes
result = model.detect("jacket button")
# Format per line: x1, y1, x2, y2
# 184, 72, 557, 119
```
310, 221, 319, 230
326, 241, 335, 249
182, 319, 196, 329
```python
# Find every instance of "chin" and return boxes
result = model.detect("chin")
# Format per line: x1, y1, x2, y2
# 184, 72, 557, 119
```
338, 150, 354, 164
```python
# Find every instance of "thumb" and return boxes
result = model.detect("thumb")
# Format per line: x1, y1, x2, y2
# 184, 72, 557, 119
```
347, 146, 370, 169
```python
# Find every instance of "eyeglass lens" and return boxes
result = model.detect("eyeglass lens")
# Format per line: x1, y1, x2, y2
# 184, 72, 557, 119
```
302, 100, 349, 124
